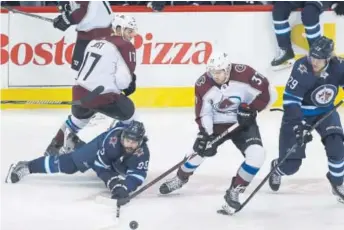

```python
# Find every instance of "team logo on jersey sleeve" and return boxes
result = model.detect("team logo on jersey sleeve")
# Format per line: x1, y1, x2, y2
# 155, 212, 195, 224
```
311, 84, 337, 107
109, 136, 118, 148
234, 64, 246, 73
196, 75, 206, 86
213, 96, 240, 113
297, 64, 308, 75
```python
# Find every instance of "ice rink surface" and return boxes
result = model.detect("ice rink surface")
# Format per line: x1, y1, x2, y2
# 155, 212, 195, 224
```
1, 108, 343, 230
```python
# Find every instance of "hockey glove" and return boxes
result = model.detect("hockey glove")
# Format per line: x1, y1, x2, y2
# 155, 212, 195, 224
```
53, 12, 73, 32
333, 2, 344, 16
123, 74, 136, 96
293, 124, 313, 147
237, 103, 257, 127
57, 1, 72, 13
108, 177, 130, 206
193, 131, 217, 157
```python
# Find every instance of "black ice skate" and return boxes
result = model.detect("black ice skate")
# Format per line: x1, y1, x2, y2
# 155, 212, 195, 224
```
62, 132, 86, 153
269, 159, 282, 192
159, 175, 188, 195
44, 137, 63, 156
218, 177, 247, 215
5, 161, 30, 183
327, 173, 344, 204
271, 48, 295, 71
45, 126, 85, 156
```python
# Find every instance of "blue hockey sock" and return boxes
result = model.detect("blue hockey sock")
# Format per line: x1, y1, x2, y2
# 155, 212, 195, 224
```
28, 156, 60, 174
28, 154, 78, 174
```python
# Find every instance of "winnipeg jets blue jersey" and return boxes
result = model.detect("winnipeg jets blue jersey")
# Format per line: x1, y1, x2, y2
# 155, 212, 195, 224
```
92, 124, 150, 193
283, 56, 344, 124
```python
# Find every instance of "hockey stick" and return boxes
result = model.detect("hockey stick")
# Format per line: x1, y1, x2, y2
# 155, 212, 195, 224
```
270, 108, 284, 112
1, 6, 54, 23
235, 99, 344, 214
1, 86, 105, 106
114, 123, 240, 218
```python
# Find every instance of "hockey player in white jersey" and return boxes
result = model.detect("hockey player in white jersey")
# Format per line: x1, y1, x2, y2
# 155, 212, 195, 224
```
45, 14, 138, 156
159, 52, 276, 215
53, 1, 113, 71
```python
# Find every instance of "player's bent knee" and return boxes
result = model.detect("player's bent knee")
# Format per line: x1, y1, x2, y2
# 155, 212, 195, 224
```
301, 5, 321, 25
280, 159, 302, 175
118, 96, 135, 120
304, 1, 324, 12
323, 134, 344, 160
244, 144, 265, 168
58, 154, 79, 174
71, 105, 95, 119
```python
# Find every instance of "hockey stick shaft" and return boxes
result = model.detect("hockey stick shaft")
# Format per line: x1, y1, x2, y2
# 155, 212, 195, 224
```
237, 99, 344, 213
128, 123, 240, 201
1, 6, 54, 23
115, 124, 240, 220
1, 86, 104, 106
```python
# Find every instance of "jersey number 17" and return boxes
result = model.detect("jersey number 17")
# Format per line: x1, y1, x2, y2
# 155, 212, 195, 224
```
77, 52, 102, 81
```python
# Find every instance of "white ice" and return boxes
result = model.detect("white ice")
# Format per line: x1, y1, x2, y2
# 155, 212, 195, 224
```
1, 108, 343, 230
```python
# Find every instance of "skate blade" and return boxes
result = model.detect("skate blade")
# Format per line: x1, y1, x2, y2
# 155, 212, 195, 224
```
271, 60, 295, 71
337, 196, 344, 204
5, 164, 16, 183
217, 204, 237, 216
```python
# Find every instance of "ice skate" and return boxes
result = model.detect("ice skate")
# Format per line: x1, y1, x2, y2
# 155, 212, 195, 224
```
327, 173, 344, 204
218, 177, 246, 215
269, 159, 282, 191
45, 126, 85, 156
61, 132, 86, 153
271, 48, 295, 71
159, 175, 188, 195
5, 161, 30, 183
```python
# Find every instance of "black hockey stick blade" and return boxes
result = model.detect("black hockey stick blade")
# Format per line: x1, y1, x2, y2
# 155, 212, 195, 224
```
1, 6, 54, 23
270, 108, 284, 112
1, 86, 104, 105
235, 99, 344, 214
125, 123, 240, 202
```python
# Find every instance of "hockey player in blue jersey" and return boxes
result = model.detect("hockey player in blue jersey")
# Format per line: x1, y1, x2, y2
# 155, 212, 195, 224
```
5, 120, 150, 206
269, 36, 344, 203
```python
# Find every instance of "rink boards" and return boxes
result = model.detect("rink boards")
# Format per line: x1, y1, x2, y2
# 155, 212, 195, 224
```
1, 6, 344, 109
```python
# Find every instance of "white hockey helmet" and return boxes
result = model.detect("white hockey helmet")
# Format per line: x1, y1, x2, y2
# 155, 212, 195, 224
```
206, 52, 232, 82
112, 14, 138, 32
122, 15, 138, 32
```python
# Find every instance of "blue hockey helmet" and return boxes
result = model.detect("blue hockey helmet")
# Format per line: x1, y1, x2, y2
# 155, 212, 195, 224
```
309, 36, 334, 59
121, 120, 146, 144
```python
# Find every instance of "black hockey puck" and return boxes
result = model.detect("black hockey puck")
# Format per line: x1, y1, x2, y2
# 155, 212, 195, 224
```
129, 220, 138, 229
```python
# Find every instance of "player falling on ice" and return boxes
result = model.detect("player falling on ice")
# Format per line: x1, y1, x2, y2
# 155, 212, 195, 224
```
159, 52, 276, 214
6, 120, 149, 207
45, 14, 139, 156
269, 36, 344, 203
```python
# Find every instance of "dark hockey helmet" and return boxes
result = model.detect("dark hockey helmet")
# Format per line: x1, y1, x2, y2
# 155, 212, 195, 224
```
121, 120, 146, 145
309, 36, 334, 59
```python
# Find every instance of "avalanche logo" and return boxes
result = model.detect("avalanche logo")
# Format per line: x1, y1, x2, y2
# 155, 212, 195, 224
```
213, 96, 240, 114
311, 84, 337, 107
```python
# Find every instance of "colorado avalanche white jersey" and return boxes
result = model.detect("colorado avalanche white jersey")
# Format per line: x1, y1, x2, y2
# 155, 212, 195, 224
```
76, 35, 136, 94
195, 64, 276, 135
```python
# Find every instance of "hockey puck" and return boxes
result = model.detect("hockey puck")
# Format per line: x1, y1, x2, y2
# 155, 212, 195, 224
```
129, 221, 139, 229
